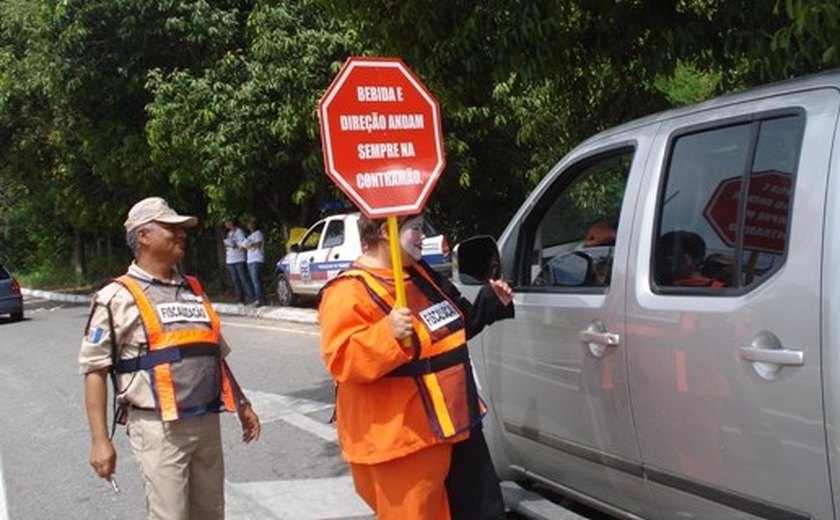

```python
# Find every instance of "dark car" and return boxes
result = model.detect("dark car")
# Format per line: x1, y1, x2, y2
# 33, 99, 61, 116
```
0, 263, 24, 321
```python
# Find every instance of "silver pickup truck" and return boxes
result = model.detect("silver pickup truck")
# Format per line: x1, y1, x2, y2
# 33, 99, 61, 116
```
456, 69, 840, 519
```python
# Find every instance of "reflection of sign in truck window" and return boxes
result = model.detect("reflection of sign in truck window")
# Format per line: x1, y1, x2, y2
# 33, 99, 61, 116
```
704, 170, 791, 254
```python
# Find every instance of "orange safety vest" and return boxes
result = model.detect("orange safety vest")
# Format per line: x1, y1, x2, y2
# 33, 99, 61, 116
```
337, 267, 486, 439
113, 275, 236, 421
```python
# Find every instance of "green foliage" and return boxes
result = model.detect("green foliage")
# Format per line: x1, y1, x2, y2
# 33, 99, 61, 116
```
655, 60, 722, 106
316, 0, 705, 237
146, 0, 362, 228
3, 0, 840, 287
315, 0, 840, 238
16, 264, 83, 291
0, 0, 251, 282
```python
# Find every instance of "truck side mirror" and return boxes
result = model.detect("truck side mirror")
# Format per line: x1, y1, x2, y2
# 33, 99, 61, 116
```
454, 235, 501, 285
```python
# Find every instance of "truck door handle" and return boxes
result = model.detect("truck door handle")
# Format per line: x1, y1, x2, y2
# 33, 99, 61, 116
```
580, 324, 619, 359
738, 346, 803, 366
738, 331, 803, 380
579, 330, 620, 346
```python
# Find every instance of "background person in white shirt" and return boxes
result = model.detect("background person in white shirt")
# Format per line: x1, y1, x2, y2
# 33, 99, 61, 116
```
243, 217, 265, 306
223, 217, 253, 304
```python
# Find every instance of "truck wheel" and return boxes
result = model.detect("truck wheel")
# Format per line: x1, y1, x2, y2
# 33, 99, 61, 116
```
276, 275, 296, 307
10, 310, 23, 322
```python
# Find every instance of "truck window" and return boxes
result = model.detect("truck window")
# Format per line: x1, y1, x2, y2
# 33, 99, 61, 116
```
524, 149, 633, 290
299, 222, 325, 252
654, 113, 804, 292
322, 220, 345, 248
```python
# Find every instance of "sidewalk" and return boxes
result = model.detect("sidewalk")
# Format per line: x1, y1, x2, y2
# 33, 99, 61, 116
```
20, 288, 319, 325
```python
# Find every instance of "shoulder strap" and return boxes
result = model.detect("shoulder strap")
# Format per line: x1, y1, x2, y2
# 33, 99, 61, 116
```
322, 268, 396, 315
183, 275, 223, 328
184, 275, 203, 296
414, 260, 464, 305
104, 301, 125, 438
338, 269, 396, 308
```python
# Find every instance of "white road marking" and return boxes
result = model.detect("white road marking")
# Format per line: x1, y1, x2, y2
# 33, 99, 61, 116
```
246, 390, 336, 442
223, 321, 320, 336
0, 452, 8, 520
226, 477, 372, 519
225, 390, 373, 519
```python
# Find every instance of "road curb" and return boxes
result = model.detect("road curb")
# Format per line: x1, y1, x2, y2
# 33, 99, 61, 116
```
21, 288, 319, 325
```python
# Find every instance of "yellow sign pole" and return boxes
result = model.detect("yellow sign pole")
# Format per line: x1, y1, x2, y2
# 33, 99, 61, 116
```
387, 216, 408, 307
387, 216, 411, 348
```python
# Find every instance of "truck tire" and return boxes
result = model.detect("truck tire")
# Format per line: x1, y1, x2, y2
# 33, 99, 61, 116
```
276, 275, 296, 307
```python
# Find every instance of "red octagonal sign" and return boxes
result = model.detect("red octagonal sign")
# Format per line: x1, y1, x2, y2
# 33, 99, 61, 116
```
703, 170, 792, 254
319, 57, 445, 217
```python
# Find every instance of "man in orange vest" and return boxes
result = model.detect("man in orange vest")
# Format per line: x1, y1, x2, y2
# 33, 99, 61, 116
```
79, 197, 260, 519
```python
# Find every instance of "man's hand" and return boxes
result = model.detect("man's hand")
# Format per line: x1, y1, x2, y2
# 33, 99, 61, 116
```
89, 439, 116, 479
388, 307, 413, 340
489, 279, 514, 306
238, 404, 261, 443
84, 369, 115, 479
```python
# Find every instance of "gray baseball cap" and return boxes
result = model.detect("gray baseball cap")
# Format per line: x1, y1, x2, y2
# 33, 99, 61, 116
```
124, 197, 198, 232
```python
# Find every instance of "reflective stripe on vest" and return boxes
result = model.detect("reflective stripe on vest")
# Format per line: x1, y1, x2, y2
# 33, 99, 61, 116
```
116, 275, 235, 421
337, 268, 480, 439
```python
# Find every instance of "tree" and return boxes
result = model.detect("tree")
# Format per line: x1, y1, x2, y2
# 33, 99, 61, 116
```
4, 0, 840, 285
318, 0, 840, 238
146, 0, 362, 233
0, 0, 251, 278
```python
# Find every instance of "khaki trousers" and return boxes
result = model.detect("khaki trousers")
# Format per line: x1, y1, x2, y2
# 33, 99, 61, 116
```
128, 410, 224, 520
350, 443, 452, 520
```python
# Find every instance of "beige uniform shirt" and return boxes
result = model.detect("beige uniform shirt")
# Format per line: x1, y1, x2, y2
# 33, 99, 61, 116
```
78, 263, 231, 409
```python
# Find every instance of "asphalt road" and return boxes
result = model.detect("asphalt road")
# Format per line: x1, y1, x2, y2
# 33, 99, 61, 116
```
0, 294, 605, 520
0, 295, 371, 520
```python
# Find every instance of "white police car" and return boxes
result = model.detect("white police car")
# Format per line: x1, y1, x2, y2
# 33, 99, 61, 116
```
274, 212, 451, 306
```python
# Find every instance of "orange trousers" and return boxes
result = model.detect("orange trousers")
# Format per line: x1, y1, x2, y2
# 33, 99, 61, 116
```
350, 443, 452, 520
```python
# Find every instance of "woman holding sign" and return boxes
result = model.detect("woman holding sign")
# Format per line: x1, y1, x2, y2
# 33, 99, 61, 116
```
318, 213, 513, 519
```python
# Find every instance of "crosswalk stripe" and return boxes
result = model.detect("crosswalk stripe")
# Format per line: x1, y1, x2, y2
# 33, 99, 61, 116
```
225, 390, 373, 518
226, 476, 373, 519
